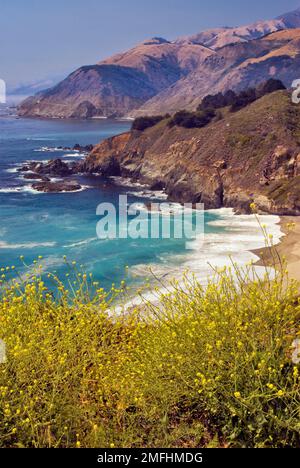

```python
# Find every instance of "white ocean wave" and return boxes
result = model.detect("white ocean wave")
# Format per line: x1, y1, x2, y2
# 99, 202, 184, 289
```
134, 210, 283, 280
115, 209, 284, 313
0, 241, 56, 249
109, 176, 147, 188
26, 138, 54, 142
129, 201, 195, 216
24, 159, 50, 164
63, 152, 85, 158
127, 190, 168, 200
5, 166, 20, 174
18, 175, 63, 183
109, 176, 168, 200
64, 237, 98, 248
0, 184, 91, 195
49, 178, 63, 182
0, 186, 28, 193
34, 146, 79, 153
33, 147, 63, 152
0, 185, 50, 195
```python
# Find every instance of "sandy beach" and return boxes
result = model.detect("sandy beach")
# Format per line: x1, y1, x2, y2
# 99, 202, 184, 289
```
254, 216, 300, 283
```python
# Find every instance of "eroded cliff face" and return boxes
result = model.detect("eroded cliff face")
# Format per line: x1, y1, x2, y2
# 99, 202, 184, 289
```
82, 91, 300, 215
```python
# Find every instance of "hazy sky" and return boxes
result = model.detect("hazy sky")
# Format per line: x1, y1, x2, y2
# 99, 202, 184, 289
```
1, 0, 300, 88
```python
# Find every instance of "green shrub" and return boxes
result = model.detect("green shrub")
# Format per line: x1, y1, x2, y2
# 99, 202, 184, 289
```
169, 109, 216, 129
256, 79, 286, 98
132, 115, 169, 131
198, 90, 237, 111
198, 79, 286, 114
227, 133, 252, 147
230, 88, 257, 112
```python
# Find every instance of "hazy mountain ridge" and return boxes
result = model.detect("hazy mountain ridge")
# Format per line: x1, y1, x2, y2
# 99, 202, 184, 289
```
18, 6, 300, 119
175, 19, 286, 48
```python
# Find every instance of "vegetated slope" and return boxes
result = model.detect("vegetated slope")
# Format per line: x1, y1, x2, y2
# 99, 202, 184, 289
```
1, 256, 299, 448
82, 90, 300, 215
18, 7, 300, 118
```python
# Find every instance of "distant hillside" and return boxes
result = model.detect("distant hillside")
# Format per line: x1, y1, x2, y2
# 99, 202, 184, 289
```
18, 39, 212, 118
132, 29, 300, 116
174, 7, 300, 48
82, 91, 300, 215
18, 6, 300, 119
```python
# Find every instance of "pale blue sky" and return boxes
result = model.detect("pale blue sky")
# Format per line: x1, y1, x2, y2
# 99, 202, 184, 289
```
0, 0, 299, 87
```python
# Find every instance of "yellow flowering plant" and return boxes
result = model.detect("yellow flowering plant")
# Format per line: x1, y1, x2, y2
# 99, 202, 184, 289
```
0, 233, 299, 448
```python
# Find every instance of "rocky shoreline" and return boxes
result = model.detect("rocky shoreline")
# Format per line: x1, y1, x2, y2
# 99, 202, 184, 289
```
17, 91, 300, 214
16, 144, 300, 214
18, 159, 81, 193
17, 144, 93, 193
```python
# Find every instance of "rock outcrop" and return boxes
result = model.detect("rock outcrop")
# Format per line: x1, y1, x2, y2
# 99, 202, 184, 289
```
20, 159, 74, 177
22, 173, 50, 182
19, 160, 82, 192
32, 180, 82, 193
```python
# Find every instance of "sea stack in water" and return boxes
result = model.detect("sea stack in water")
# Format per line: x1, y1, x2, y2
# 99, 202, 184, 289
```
32, 180, 82, 193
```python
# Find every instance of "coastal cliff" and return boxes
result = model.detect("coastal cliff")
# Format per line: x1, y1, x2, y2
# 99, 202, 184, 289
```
81, 91, 300, 214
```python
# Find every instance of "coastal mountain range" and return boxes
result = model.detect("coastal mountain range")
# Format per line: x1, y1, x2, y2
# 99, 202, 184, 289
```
19, 6, 300, 119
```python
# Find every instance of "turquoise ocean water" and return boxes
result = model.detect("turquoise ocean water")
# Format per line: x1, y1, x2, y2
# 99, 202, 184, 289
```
0, 115, 282, 294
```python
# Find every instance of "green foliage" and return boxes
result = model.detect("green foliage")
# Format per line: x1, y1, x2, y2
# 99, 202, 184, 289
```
132, 80, 286, 133
227, 133, 252, 148
167, 79, 286, 131
230, 88, 257, 112
169, 109, 216, 129
198, 79, 286, 114
132, 115, 169, 131
0, 242, 299, 448
198, 90, 237, 111
256, 79, 286, 98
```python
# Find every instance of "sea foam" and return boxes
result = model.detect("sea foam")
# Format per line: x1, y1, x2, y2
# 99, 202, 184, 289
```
115, 209, 284, 313
0, 241, 56, 249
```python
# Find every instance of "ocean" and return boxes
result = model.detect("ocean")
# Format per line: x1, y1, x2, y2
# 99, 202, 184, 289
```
0, 115, 283, 296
